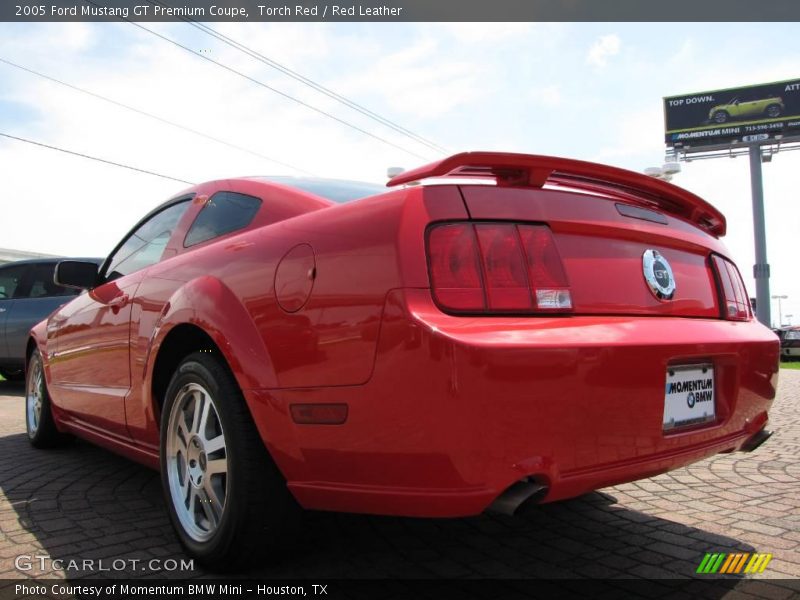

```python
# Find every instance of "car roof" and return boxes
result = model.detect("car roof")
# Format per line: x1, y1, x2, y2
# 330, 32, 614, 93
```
246, 176, 387, 203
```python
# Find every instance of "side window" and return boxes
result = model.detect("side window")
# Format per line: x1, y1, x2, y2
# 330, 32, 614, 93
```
105, 200, 190, 281
22, 263, 78, 298
184, 191, 262, 247
0, 265, 26, 300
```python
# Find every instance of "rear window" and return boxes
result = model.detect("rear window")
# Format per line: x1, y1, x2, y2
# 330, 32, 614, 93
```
184, 191, 262, 247
259, 177, 386, 203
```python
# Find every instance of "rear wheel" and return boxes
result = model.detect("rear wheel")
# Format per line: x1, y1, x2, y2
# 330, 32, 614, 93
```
765, 104, 782, 118
713, 110, 729, 123
26, 349, 70, 448
160, 351, 299, 571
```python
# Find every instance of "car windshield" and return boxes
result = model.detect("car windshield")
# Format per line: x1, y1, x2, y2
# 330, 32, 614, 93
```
258, 177, 387, 203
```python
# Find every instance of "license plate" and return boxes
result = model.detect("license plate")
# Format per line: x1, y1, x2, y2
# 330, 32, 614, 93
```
663, 364, 715, 431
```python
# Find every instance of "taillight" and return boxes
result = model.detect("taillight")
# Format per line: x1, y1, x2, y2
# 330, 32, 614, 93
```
427, 222, 572, 314
427, 224, 485, 310
711, 255, 751, 321
518, 225, 572, 310
475, 224, 530, 310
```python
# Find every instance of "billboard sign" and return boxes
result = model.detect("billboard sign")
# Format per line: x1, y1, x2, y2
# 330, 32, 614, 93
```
664, 78, 800, 149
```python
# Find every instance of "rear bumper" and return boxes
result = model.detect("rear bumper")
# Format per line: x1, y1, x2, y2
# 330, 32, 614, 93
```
248, 289, 780, 517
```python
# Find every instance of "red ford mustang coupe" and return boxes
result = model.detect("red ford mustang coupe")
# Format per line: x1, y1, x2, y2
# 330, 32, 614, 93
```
26, 153, 779, 568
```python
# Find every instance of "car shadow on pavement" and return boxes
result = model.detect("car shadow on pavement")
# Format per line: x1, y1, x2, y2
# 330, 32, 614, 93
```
0, 386, 752, 591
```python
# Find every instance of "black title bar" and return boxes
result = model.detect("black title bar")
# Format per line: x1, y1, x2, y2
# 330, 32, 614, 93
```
4, 0, 800, 22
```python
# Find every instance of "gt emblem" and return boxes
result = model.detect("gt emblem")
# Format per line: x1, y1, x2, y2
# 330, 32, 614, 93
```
642, 249, 676, 300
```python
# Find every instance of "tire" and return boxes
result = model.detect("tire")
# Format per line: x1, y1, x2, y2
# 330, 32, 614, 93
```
25, 349, 70, 448
765, 104, 782, 118
0, 368, 25, 382
160, 351, 300, 571
713, 110, 729, 124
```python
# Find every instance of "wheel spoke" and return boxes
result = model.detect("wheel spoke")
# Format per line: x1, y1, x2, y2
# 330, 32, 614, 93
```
203, 480, 224, 521
198, 393, 212, 437
206, 458, 227, 476
180, 469, 191, 507
190, 392, 203, 433
199, 487, 218, 529
205, 434, 225, 454
176, 415, 190, 451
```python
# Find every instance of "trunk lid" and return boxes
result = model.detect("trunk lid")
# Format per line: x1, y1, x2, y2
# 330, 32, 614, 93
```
459, 184, 723, 318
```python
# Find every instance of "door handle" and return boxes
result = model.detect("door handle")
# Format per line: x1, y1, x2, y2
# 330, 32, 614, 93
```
107, 294, 130, 308
0, 307, 6, 313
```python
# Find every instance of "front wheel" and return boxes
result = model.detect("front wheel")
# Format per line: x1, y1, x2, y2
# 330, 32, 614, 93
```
26, 349, 70, 448
160, 351, 299, 571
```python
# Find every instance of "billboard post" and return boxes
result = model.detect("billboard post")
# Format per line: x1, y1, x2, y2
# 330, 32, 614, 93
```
748, 145, 771, 327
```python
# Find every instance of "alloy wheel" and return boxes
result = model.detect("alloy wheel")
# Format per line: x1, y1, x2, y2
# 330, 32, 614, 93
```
165, 383, 229, 542
25, 360, 43, 437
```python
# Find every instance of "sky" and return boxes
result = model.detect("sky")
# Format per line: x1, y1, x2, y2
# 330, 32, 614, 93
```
0, 21, 798, 326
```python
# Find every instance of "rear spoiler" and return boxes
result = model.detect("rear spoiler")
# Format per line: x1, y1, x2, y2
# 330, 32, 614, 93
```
387, 152, 726, 237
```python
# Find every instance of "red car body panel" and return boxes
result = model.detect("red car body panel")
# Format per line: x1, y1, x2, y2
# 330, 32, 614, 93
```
271, 290, 776, 515
29, 152, 779, 518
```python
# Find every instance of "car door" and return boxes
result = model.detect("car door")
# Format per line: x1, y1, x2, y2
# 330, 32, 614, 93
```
49, 200, 191, 438
737, 99, 758, 117
3, 262, 79, 367
0, 264, 27, 365
727, 99, 742, 117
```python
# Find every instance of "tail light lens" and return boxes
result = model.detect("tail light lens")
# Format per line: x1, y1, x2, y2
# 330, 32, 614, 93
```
711, 255, 751, 321
475, 224, 530, 310
518, 225, 572, 310
427, 222, 572, 314
427, 224, 485, 310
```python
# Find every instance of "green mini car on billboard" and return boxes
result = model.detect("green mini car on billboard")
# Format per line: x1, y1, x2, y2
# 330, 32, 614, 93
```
709, 96, 784, 123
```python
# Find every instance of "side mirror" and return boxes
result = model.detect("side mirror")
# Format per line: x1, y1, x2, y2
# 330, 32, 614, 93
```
55, 260, 100, 290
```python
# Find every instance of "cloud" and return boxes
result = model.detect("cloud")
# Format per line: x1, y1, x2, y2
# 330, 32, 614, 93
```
594, 106, 665, 161
440, 23, 533, 44
586, 34, 621, 69
669, 39, 696, 66
0, 22, 445, 257
530, 84, 561, 107
334, 38, 484, 120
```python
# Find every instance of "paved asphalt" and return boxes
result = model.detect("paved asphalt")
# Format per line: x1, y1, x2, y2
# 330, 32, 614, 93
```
0, 371, 798, 594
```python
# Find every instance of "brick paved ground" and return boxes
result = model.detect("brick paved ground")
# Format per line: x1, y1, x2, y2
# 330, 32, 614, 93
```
0, 371, 797, 591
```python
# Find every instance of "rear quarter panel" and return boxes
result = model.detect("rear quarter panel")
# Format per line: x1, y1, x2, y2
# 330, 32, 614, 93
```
130, 184, 467, 445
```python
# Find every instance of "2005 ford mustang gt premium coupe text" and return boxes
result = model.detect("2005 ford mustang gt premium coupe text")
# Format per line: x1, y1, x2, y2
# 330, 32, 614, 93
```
25, 152, 779, 569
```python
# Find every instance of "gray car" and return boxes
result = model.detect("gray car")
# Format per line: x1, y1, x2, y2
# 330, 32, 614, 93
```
0, 258, 100, 380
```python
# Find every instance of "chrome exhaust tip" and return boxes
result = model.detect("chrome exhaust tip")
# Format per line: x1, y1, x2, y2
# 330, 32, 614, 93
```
741, 428, 773, 452
488, 478, 548, 516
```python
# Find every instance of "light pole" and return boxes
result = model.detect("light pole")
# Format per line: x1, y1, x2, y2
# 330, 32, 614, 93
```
772, 295, 788, 328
